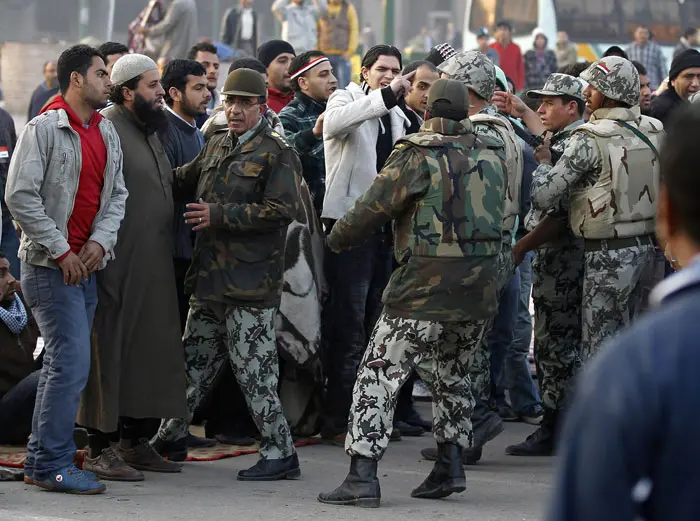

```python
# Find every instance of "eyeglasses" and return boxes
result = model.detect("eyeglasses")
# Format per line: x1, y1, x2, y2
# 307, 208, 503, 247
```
223, 97, 261, 109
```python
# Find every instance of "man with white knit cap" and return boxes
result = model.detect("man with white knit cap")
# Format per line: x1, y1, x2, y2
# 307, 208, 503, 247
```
78, 53, 188, 482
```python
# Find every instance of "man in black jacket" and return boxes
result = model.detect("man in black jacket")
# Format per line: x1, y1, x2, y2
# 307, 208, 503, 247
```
221, 0, 258, 57
650, 49, 700, 125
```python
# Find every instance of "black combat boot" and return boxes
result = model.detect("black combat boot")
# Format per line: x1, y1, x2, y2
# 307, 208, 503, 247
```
505, 409, 558, 456
411, 443, 467, 499
317, 456, 381, 508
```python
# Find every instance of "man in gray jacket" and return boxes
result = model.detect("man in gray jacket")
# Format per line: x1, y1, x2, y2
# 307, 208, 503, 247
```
272, 0, 328, 53
138, 0, 198, 61
5, 44, 127, 495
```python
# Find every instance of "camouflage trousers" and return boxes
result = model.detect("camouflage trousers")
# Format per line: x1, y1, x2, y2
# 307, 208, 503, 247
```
470, 245, 515, 406
346, 313, 487, 460
582, 243, 655, 361
532, 239, 584, 411
158, 298, 295, 459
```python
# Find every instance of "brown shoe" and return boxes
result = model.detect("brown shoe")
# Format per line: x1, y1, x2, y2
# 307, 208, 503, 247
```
84, 446, 145, 482
117, 439, 183, 473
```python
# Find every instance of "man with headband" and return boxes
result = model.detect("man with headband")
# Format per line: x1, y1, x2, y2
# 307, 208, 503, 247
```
279, 51, 337, 215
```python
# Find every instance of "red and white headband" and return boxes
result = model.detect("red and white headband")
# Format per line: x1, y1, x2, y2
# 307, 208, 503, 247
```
290, 56, 329, 80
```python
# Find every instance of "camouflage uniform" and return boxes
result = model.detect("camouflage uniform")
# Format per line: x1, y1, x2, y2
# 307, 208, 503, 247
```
327, 116, 506, 459
525, 75, 586, 411
157, 118, 302, 460
531, 58, 662, 362
440, 50, 521, 425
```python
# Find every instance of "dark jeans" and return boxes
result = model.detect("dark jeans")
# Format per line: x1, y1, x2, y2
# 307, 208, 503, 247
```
489, 269, 521, 407
322, 230, 392, 435
1, 218, 20, 279
0, 370, 40, 445
395, 373, 417, 422
21, 263, 98, 474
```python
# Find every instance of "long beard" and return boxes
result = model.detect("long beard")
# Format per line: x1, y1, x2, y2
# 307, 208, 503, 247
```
134, 93, 168, 134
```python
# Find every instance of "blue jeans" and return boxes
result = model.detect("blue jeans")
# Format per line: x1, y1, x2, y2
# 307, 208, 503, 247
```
505, 250, 542, 413
21, 263, 98, 474
1, 218, 20, 279
489, 268, 520, 407
0, 370, 40, 445
327, 54, 352, 88
322, 230, 392, 435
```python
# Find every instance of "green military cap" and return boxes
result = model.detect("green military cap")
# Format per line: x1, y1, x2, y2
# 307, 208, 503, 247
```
221, 68, 267, 98
527, 73, 585, 101
427, 78, 471, 114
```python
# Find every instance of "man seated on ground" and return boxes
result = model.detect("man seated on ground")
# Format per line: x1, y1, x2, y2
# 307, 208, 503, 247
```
0, 251, 41, 445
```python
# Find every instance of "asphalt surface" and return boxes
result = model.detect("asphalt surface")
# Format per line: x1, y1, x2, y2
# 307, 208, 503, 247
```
0, 412, 555, 521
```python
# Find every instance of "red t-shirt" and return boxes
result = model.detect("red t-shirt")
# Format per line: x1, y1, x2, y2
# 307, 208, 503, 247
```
490, 41, 525, 92
41, 96, 106, 260
267, 88, 294, 114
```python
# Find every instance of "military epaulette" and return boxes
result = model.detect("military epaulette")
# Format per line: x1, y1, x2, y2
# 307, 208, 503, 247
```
268, 129, 293, 150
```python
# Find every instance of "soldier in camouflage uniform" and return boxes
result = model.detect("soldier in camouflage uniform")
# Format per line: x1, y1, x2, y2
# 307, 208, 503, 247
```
530, 57, 663, 363
423, 50, 522, 464
153, 69, 303, 481
499, 73, 587, 456
318, 79, 506, 508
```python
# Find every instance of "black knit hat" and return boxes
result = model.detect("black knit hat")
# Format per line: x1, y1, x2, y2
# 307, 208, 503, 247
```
425, 43, 457, 67
670, 49, 700, 80
257, 40, 296, 68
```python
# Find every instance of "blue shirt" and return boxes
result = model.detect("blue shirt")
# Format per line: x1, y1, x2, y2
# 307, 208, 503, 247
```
548, 257, 700, 521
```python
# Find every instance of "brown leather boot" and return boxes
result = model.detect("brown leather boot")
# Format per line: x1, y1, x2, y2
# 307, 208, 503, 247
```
83, 446, 144, 482
117, 439, 183, 473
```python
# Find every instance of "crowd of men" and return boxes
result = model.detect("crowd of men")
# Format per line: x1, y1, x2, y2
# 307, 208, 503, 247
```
1, 1, 700, 518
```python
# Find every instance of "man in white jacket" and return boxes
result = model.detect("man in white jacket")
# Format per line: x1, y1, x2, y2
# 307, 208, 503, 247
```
320, 44, 413, 443
272, 0, 328, 53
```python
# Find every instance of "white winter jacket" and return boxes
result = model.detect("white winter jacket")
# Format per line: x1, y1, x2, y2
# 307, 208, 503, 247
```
322, 82, 410, 220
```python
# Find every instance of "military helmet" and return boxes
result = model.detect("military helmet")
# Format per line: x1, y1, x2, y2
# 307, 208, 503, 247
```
427, 79, 470, 119
580, 57, 640, 107
527, 73, 585, 101
438, 50, 497, 101
221, 68, 267, 99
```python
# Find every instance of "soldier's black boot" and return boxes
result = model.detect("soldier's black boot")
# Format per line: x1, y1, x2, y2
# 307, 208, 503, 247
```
317, 456, 381, 508
411, 443, 466, 499
505, 409, 558, 456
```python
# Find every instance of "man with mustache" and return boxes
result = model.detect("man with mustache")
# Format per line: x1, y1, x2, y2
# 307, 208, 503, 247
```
78, 54, 187, 482
154, 68, 303, 481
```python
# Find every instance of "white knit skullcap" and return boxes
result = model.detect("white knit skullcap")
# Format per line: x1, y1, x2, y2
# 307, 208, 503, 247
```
110, 54, 158, 85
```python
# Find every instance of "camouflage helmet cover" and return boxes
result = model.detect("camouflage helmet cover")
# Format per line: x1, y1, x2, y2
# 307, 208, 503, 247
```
527, 73, 585, 101
438, 50, 497, 101
580, 57, 640, 107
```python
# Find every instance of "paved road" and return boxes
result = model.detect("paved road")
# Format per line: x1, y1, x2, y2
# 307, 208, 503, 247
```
0, 417, 554, 521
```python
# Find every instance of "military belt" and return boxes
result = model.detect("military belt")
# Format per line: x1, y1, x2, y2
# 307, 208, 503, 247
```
583, 234, 654, 252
